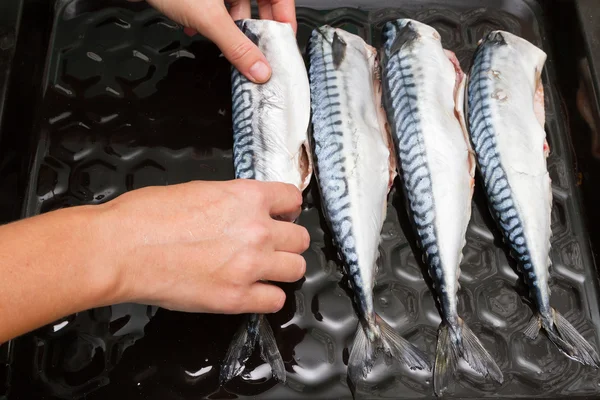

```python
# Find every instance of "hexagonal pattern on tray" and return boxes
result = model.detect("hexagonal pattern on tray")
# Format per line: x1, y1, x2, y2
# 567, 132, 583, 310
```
6, 2, 600, 399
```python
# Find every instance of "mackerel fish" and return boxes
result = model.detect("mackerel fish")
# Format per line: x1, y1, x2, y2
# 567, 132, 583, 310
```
220, 19, 313, 384
466, 30, 600, 369
381, 19, 503, 395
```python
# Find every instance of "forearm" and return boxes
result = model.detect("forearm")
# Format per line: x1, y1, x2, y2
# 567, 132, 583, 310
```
0, 206, 120, 343
0, 179, 308, 343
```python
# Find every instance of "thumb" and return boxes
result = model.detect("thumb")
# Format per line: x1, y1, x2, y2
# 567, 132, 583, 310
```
198, 5, 272, 83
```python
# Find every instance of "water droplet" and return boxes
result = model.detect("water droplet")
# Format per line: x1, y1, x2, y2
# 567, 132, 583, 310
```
380, 297, 389, 307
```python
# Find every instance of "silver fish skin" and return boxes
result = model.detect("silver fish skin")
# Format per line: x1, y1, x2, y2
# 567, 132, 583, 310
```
221, 19, 313, 384
466, 30, 600, 368
308, 25, 430, 387
381, 19, 503, 396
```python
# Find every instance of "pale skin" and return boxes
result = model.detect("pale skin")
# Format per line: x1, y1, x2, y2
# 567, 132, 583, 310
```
0, 0, 306, 344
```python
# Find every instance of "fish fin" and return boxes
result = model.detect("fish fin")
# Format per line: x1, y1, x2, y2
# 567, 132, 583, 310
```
545, 308, 600, 368
348, 324, 376, 384
348, 315, 431, 387
220, 315, 257, 383
332, 31, 347, 69
377, 314, 431, 371
457, 319, 504, 384
258, 314, 287, 381
387, 21, 419, 56
523, 314, 541, 340
433, 323, 458, 397
220, 314, 286, 383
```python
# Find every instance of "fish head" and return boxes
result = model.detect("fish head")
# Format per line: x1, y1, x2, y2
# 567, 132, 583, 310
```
483, 30, 547, 84
234, 19, 296, 52
382, 18, 443, 58
309, 25, 376, 71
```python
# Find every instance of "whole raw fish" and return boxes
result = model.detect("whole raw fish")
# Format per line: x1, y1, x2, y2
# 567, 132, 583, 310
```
381, 19, 503, 396
466, 30, 599, 369
220, 18, 313, 384
308, 25, 431, 388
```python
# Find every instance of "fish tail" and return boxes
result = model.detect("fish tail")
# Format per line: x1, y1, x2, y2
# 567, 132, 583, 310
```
348, 314, 430, 385
220, 313, 286, 383
434, 319, 503, 396
348, 322, 376, 385
376, 314, 431, 371
525, 308, 600, 368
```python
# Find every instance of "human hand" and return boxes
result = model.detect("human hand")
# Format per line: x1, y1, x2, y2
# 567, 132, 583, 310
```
134, 0, 297, 83
100, 179, 309, 314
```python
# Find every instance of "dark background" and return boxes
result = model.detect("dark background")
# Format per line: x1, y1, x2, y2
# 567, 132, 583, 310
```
1, 0, 600, 399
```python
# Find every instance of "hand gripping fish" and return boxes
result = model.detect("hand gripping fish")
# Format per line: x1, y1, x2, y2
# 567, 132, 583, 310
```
466, 30, 600, 370
381, 19, 503, 396
220, 19, 313, 384
308, 25, 431, 389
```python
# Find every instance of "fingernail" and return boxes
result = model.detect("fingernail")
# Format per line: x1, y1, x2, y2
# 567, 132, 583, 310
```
249, 61, 271, 83
183, 27, 197, 37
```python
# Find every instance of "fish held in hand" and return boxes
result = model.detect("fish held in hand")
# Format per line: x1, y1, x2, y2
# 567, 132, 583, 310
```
221, 18, 313, 384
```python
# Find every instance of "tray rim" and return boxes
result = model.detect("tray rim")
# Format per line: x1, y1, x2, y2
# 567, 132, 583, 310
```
4, 0, 600, 398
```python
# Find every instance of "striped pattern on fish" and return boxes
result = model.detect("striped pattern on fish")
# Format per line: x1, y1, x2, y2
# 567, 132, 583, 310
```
221, 18, 313, 385
382, 25, 441, 283
231, 63, 256, 179
466, 30, 600, 369
467, 33, 543, 307
382, 19, 503, 396
308, 25, 430, 390
308, 31, 368, 319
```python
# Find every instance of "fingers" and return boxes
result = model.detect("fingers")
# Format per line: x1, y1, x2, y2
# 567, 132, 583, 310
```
257, 0, 273, 20
260, 252, 306, 283
270, 220, 310, 253
227, 0, 251, 20
245, 282, 286, 313
261, 181, 303, 217
197, 4, 271, 83
269, 0, 297, 33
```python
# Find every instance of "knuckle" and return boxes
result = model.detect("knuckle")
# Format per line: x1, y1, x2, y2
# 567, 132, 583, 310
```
238, 180, 264, 204
231, 178, 249, 192
234, 252, 258, 277
247, 221, 270, 246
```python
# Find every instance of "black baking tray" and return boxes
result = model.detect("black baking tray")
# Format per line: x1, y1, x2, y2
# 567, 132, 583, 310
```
2, 0, 600, 399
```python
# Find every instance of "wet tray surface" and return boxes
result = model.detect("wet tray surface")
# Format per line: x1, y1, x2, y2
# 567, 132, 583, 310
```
5, 0, 600, 399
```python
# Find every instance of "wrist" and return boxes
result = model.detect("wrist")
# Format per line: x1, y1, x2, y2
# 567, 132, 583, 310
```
61, 204, 127, 310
